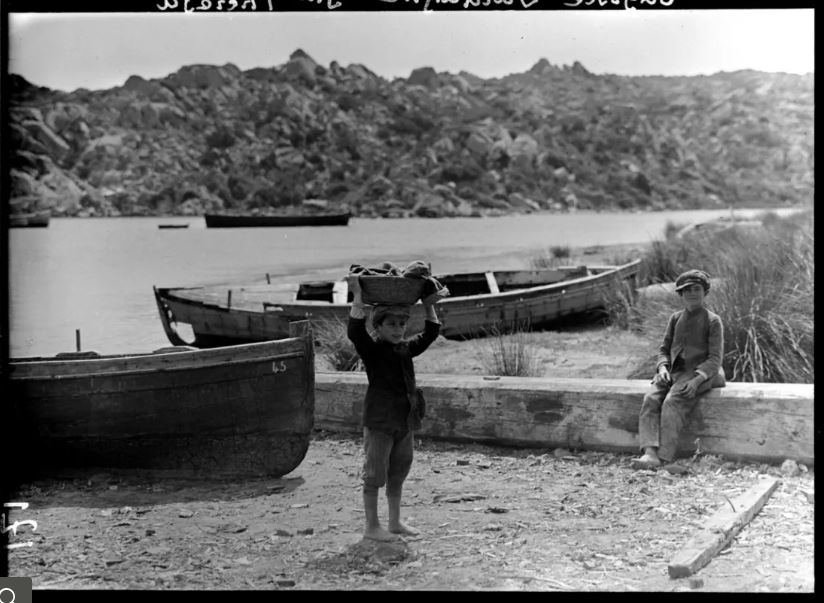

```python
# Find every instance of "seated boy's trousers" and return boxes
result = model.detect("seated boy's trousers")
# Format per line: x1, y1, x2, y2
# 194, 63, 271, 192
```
638, 371, 715, 462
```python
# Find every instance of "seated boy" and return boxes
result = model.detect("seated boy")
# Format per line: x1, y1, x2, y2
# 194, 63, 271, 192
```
634, 269, 726, 472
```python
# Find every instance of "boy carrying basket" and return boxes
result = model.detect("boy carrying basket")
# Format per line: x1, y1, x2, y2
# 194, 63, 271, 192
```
345, 274, 444, 541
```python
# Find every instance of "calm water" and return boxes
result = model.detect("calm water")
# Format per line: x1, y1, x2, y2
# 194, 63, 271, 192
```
7, 209, 796, 358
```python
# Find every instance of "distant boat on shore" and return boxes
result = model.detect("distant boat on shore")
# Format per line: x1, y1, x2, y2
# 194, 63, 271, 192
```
9, 210, 50, 228
204, 212, 351, 228
158, 223, 190, 229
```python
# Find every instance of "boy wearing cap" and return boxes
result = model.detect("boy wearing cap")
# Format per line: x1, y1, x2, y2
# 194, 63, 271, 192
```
634, 269, 726, 472
345, 275, 442, 541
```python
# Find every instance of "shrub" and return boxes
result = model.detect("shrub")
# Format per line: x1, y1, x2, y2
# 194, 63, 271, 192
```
530, 244, 573, 269
313, 316, 362, 372
613, 210, 814, 383
205, 127, 236, 149
473, 322, 542, 377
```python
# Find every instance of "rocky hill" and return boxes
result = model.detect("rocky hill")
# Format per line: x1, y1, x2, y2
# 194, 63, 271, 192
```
7, 50, 813, 218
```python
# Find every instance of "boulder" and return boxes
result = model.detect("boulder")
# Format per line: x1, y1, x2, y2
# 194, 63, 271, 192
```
165, 64, 232, 90
21, 120, 70, 162
510, 133, 539, 159
284, 57, 318, 86
9, 169, 39, 197
465, 131, 492, 157
122, 75, 158, 96
408, 66, 439, 88
302, 198, 329, 210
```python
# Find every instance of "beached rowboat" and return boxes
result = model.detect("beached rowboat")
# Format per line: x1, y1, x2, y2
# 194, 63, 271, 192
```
7, 322, 315, 478
153, 260, 641, 348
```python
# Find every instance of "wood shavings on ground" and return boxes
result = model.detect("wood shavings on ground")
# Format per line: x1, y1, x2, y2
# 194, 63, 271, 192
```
6, 432, 814, 591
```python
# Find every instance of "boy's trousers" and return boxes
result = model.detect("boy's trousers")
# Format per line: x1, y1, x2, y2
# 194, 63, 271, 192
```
362, 426, 414, 498
638, 371, 716, 462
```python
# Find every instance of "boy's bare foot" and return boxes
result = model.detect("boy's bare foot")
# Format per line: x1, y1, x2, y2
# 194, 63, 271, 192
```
631, 454, 661, 470
388, 521, 420, 536
364, 525, 400, 542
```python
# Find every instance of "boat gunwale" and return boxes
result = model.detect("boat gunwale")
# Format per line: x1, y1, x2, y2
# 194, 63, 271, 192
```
10, 349, 307, 380
161, 259, 642, 310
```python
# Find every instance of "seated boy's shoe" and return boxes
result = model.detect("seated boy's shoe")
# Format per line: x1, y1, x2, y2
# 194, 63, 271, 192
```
631, 454, 661, 470
662, 462, 690, 475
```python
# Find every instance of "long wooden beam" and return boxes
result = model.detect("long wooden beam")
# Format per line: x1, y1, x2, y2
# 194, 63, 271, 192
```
314, 373, 814, 466
667, 477, 781, 578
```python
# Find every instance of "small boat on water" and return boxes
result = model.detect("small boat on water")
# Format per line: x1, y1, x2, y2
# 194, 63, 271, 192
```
9, 210, 50, 228
7, 322, 315, 478
204, 212, 351, 228
158, 223, 189, 229
153, 260, 641, 348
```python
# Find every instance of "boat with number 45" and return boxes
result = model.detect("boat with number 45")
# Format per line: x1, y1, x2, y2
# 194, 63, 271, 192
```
153, 260, 641, 348
7, 321, 315, 478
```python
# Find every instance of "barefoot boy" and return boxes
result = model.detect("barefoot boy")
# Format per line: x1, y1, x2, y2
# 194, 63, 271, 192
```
346, 275, 442, 541
634, 269, 726, 471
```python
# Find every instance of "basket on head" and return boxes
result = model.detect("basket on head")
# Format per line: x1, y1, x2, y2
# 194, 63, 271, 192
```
359, 276, 426, 305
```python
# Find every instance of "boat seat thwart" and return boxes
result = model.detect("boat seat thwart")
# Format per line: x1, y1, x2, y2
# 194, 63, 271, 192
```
332, 280, 349, 304
56, 351, 101, 359
484, 272, 500, 294
153, 346, 199, 354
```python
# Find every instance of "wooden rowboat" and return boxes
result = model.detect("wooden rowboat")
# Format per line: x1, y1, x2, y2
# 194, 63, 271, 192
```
204, 212, 350, 228
7, 322, 315, 478
153, 260, 641, 348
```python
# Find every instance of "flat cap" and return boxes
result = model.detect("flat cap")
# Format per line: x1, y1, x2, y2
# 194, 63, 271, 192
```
674, 269, 711, 292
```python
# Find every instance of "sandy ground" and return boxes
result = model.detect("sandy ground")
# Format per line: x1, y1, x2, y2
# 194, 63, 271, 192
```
4, 242, 814, 591
5, 434, 814, 592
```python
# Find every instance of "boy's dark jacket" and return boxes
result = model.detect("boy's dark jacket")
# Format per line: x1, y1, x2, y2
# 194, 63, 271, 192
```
348, 317, 439, 432
656, 307, 726, 386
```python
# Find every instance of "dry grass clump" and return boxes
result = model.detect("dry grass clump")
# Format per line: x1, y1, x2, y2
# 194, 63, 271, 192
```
611, 209, 814, 383
530, 244, 573, 269
313, 315, 363, 372
473, 321, 542, 377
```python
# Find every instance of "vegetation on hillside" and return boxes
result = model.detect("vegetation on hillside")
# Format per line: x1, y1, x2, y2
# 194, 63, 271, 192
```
8, 54, 813, 219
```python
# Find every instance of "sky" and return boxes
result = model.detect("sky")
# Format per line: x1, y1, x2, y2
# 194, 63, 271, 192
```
6, 9, 815, 92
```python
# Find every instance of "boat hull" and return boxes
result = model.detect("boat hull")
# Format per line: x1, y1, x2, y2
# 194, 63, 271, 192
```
8, 326, 315, 478
154, 260, 641, 348
204, 212, 350, 227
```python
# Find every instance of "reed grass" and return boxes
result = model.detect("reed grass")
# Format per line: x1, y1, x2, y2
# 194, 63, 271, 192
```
473, 321, 542, 377
313, 316, 363, 372
613, 210, 814, 383
530, 244, 573, 269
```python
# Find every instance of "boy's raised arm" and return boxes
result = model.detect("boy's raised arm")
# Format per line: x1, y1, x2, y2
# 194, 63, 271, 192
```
346, 275, 367, 319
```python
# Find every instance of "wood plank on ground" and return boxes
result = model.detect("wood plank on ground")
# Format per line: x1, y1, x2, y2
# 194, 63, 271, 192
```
667, 477, 781, 578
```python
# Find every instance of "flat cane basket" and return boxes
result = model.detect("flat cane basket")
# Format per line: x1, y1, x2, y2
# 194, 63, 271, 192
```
358, 275, 426, 305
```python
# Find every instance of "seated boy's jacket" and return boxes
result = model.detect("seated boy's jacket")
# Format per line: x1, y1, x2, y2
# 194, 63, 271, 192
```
656, 307, 725, 386
347, 316, 439, 432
